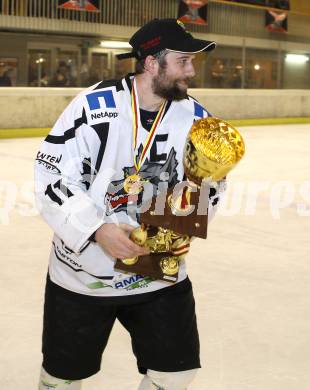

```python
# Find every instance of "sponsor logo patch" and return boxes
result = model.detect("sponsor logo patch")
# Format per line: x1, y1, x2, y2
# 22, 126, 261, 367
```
86, 89, 116, 110
114, 274, 154, 290
36, 151, 62, 173
91, 111, 118, 120
53, 241, 82, 269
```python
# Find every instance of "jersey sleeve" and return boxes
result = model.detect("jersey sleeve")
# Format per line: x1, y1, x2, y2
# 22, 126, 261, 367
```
34, 94, 108, 254
189, 96, 213, 120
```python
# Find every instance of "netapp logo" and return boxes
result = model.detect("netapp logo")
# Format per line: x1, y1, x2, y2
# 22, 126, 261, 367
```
91, 112, 118, 120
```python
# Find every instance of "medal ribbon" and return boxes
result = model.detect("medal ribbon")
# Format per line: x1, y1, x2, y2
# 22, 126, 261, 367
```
131, 78, 166, 171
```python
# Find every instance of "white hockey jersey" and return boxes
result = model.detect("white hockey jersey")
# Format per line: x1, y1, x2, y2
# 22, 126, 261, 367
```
34, 74, 225, 297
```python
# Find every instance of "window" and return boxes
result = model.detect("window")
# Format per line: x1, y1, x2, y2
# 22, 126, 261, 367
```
245, 48, 278, 89
28, 50, 51, 87
53, 49, 79, 87
89, 52, 111, 86
205, 46, 243, 88
113, 55, 134, 80
0, 57, 18, 86
282, 51, 310, 89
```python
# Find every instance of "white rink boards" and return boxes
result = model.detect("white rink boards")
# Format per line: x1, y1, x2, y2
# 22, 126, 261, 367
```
0, 124, 310, 390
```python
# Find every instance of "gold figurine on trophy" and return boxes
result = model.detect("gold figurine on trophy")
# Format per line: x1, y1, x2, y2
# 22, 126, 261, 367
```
122, 224, 190, 279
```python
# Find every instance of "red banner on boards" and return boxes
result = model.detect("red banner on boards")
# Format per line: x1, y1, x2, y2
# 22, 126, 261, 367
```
225, 1, 290, 11
58, 0, 100, 12
265, 9, 288, 32
178, 0, 209, 25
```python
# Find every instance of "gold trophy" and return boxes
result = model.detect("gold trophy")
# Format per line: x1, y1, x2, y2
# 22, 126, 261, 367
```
115, 117, 245, 282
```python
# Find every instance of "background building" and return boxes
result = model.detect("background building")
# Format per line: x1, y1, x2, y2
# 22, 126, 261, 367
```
0, 0, 309, 89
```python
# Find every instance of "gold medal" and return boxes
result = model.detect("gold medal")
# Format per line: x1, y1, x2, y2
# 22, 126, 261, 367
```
123, 173, 144, 195
160, 256, 179, 276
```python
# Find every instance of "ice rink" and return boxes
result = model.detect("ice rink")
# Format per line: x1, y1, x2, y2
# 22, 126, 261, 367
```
1, 123, 310, 390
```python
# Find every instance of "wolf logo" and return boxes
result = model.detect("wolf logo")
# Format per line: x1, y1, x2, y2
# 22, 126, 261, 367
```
104, 147, 179, 216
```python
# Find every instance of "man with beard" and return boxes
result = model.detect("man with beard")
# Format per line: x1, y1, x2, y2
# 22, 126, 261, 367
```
35, 18, 224, 390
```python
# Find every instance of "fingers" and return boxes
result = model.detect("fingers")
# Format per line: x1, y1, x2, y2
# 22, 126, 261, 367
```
117, 225, 148, 252
106, 228, 149, 259
118, 233, 150, 257
127, 241, 150, 256
118, 223, 136, 234
108, 243, 149, 260
95, 223, 149, 259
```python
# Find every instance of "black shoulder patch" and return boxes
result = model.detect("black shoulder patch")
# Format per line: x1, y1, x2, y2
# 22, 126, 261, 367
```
45, 108, 88, 144
94, 79, 124, 92
45, 128, 75, 144
74, 106, 88, 128
91, 122, 110, 173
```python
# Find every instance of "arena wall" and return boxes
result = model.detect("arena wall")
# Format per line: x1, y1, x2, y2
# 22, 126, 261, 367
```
0, 88, 310, 128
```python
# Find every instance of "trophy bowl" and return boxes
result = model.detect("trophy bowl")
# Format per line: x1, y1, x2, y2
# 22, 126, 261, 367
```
184, 117, 245, 184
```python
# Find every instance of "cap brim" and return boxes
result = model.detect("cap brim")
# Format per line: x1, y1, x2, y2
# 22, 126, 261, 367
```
167, 39, 216, 54
116, 39, 216, 60
116, 52, 137, 60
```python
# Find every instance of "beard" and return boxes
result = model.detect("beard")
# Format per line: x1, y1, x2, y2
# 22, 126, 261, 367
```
152, 67, 191, 101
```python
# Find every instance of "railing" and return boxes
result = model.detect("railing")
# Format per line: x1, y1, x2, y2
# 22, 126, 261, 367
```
0, 0, 310, 43
0, 0, 177, 25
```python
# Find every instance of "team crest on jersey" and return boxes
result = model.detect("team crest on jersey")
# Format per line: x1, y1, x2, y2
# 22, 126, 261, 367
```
104, 147, 179, 215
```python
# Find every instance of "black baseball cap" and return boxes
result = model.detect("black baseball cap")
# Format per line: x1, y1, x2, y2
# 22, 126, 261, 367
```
117, 18, 216, 60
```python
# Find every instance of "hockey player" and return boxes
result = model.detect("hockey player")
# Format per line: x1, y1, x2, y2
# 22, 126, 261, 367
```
35, 18, 225, 390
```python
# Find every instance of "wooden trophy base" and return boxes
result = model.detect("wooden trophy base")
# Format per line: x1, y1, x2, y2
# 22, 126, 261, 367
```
114, 253, 179, 283
140, 186, 209, 239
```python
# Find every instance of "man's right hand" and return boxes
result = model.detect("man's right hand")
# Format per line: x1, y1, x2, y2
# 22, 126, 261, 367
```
94, 223, 150, 260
